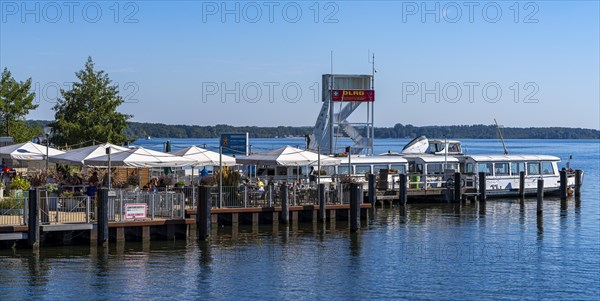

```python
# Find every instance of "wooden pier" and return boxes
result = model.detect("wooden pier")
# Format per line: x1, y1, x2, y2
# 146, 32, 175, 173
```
0, 202, 371, 248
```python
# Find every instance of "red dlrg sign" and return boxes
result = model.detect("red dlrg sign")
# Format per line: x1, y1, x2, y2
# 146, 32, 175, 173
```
331, 90, 375, 102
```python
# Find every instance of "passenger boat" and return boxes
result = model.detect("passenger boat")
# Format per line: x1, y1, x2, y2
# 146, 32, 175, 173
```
457, 154, 576, 197
397, 137, 582, 198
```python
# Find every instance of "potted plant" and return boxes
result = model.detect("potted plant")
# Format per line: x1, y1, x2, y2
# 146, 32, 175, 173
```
127, 174, 140, 189
10, 176, 30, 199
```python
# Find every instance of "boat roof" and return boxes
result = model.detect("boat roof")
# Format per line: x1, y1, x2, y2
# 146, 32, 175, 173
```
339, 155, 408, 164
462, 154, 561, 162
428, 139, 461, 144
401, 155, 460, 163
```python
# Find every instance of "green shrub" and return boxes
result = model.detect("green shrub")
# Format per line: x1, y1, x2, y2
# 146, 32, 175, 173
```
10, 176, 30, 191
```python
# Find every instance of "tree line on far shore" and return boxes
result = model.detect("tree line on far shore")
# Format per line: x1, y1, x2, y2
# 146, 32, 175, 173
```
27, 120, 598, 140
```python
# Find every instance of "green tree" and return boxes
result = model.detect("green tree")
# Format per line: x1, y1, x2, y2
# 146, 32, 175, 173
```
51, 57, 132, 147
0, 68, 40, 142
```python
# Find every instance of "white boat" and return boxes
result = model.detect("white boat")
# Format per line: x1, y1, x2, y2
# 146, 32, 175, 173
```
457, 154, 577, 197
397, 137, 582, 198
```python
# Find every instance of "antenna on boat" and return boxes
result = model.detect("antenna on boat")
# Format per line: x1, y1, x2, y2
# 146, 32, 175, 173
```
368, 50, 376, 156
329, 50, 334, 155
494, 118, 508, 155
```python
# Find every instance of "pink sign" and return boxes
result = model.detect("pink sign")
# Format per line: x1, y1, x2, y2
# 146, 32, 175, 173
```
125, 203, 147, 219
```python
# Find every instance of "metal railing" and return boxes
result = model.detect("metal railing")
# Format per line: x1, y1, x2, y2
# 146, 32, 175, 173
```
0, 196, 28, 226
39, 196, 92, 224
110, 190, 186, 221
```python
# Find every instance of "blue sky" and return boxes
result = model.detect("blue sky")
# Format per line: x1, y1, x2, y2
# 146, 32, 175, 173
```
1, 1, 599, 129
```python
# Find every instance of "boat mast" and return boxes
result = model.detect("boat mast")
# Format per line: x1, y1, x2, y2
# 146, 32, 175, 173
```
369, 51, 375, 156
495, 118, 508, 155
329, 51, 334, 155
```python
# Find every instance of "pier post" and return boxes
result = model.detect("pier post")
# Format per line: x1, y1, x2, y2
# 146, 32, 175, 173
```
197, 186, 211, 241
350, 183, 360, 232
97, 189, 110, 246
280, 183, 289, 224
27, 189, 39, 249
268, 183, 273, 207
519, 171, 525, 198
243, 185, 248, 208
537, 179, 544, 214
399, 174, 407, 206
454, 172, 461, 203
368, 174, 376, 204
574, 169, 583, 197
559, 170, 567, 201
318, 183, 326, 222
478, 172, 487, 202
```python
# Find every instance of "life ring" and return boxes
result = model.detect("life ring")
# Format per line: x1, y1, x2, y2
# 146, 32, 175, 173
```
445, 178, 466, 188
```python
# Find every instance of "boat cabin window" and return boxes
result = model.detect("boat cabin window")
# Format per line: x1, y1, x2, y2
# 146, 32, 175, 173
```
312, 166, 334, 176
477, 163, 493, 175
541, 162, 555, 175
446, 163, 459, 171
447, 143, 461, 153
373, 164, 388, 174
337, 165, 350, 175
390, 164, 406, 174
408, 162, 423, 174
463, 163, 474, 174
355, 165, 371, 175
511, 162, 525, 175
427, 143, 444, 153
428, 163, 444, 174
495, 163, 510, 176
527, 162, 541, 175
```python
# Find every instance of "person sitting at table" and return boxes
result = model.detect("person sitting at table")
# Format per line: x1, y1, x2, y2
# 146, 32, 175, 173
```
257, 177, 265, 197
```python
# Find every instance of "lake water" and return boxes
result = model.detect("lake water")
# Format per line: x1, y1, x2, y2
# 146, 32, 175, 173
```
1, 139, 599, 300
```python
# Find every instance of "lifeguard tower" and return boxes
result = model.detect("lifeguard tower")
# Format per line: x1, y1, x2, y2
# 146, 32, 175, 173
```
308, 74, 375, 155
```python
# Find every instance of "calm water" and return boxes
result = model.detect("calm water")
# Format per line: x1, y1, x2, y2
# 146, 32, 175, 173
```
1, 139, 599, 300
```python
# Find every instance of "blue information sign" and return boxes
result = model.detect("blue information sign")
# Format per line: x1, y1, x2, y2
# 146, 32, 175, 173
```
220, 133, 249, 156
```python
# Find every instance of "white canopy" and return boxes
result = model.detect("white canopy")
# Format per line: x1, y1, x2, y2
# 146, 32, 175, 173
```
49, 143, 129, 166
236, 145, 340, 166
0, 142, 65, 161
84, 147, 196, 167
170, 145, 237, 166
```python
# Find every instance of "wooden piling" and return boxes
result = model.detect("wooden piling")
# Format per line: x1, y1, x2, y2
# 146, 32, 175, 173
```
268, 184, 273, 207
559, 170, 567, 201
519, 171, 525, 198
454, 172, 461, 203
97, 189, 109, 246
478, 172, 486, 202
280, 184, 289, 224
318, 183, 326, 222
399, 174, 407, 206
574, 169, 582, 197
350, 183, 360, 232
537, 179, 544, 214
368, 174, 376, 204
197, 186, 211, 241
27, 189, 39, 249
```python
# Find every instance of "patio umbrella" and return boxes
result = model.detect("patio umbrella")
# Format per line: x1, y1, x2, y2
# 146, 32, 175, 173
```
49, 143, 128, 166
170, 146, 237, 200
84, 147, 196, 167
236, 145, 339, 166
0, 141, 64, 161
170, 145, 236, 167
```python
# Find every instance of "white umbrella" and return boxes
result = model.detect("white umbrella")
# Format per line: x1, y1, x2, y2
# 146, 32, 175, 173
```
49, 143, 129, 166
170, 145, 236, 166
0, 141, 64, 160
236, 145, 340, 166
84, 147, 196, 167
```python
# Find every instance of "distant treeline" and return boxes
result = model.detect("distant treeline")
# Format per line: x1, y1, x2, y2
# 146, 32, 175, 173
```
27, 120, 599, 140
